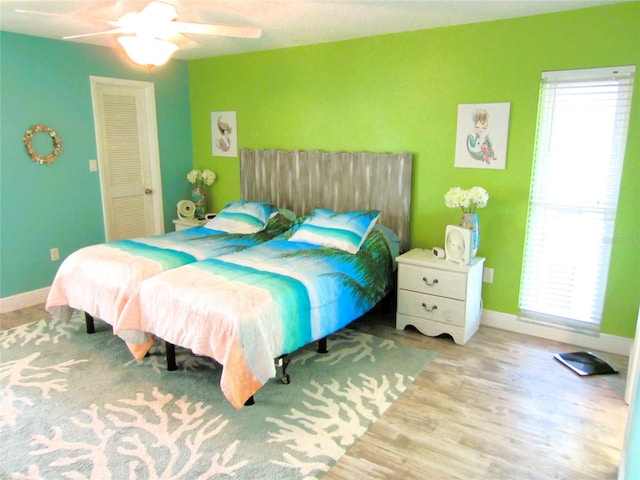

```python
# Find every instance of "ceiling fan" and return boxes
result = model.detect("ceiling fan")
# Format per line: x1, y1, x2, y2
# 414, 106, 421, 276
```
16, 1, 262, 70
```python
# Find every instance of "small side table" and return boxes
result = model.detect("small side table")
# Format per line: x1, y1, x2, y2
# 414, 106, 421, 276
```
395, 248, 485, 345
173, 218, 207, 231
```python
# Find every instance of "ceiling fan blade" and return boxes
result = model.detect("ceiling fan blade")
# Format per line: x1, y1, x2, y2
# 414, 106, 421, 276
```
16, 7, 126, 39
174, 22, 262, 39
139, 1, 178, 22
15, 8, 71, 19
171, 33, 201, 50
63, 28, 125, 40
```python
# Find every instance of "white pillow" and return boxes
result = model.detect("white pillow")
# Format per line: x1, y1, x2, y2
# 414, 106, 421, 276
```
204, 201, 277, 234
287, 208, 380, 254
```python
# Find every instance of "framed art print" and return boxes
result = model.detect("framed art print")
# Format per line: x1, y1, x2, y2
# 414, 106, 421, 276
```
445, 225, 472, 265
211, 111, 237, 157
454, 102, 510, 170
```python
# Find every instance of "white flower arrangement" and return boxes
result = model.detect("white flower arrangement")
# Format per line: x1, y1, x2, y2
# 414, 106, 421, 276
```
187, 169, 216, 187
444, 186, 489, 213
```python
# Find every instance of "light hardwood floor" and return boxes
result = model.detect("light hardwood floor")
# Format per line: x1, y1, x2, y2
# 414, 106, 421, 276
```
1, 305, 630, 479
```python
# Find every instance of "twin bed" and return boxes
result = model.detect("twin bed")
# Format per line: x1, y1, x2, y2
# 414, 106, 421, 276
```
46, 149, 413, 409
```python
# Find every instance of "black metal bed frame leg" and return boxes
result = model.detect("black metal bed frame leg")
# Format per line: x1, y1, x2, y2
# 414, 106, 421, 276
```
275, 355, 292, 384
273, 337, 329, 386
165, 341, 177, 371
84, 312, 95, 334
244, 395, 255, 406
318, 337, 328, 354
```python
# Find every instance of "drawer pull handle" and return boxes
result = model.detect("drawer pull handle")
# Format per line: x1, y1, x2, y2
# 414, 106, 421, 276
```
421, 303, 438, 312
422, 277, 439, 286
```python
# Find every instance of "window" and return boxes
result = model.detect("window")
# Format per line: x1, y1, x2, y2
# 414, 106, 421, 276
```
519, 66, 635, 332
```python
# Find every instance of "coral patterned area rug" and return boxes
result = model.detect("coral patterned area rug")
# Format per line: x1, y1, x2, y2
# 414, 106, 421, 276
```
1, 315, 435, 479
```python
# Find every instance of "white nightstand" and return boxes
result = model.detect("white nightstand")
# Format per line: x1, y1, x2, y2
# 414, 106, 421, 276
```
396, 248, 485, 345
172, 218, 207, 231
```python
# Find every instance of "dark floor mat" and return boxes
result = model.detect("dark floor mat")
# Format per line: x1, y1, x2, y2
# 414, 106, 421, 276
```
554, 351, 619, 376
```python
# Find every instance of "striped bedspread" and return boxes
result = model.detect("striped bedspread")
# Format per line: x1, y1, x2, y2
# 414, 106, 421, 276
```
46, 215, 292, 328
117, 229, 393, 409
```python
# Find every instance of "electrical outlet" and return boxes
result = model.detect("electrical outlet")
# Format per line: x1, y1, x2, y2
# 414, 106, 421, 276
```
483, 267, 494, 283
89, 159, 98, 172
50, 248, 60, 261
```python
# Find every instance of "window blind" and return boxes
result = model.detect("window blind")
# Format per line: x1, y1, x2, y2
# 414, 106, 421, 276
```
519, 66, 635, 330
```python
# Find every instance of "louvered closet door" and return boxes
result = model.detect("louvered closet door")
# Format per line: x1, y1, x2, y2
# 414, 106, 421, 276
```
90, 76, 164, 241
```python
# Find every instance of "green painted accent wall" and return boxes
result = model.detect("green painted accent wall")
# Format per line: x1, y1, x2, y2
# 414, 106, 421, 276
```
189, 3, 640, 338
0, 32, 193, 298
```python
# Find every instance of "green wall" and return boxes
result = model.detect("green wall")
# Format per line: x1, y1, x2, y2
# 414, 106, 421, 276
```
189, 3, 640, 338
0, 32, 193, 298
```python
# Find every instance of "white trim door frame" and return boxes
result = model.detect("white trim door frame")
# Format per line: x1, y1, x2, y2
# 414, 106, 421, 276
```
620, 306, 640, 479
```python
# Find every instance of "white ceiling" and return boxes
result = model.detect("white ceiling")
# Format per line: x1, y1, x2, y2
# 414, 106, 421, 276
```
0, 0, 625, 60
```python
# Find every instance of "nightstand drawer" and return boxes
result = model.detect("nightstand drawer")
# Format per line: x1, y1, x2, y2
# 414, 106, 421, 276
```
398, 264, 466, 300
397, 289, 466, 327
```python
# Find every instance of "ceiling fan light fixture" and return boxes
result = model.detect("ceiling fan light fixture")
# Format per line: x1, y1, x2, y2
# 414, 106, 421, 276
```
117, 36, 178, 70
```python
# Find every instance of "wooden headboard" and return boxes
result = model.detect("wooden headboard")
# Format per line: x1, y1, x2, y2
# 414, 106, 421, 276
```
240, 149, 413, 251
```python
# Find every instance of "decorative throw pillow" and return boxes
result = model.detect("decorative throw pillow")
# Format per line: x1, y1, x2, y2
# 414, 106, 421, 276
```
204, 200, 277, 234
287, 208, 381, 253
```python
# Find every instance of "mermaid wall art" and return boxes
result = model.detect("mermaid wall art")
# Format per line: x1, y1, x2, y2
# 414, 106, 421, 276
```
454, 103, 510, 170
211, 111, 238, 157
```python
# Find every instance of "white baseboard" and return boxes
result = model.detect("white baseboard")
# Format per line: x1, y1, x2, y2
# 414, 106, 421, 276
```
482, 309, 632, 357
0, 288, 50, 314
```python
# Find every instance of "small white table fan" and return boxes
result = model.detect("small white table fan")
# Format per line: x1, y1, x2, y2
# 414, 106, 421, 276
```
176, 200, 196, 220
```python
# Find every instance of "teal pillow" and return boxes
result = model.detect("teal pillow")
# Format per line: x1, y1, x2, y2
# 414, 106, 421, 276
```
288, 208, 380, 253
204, 200, 277, 234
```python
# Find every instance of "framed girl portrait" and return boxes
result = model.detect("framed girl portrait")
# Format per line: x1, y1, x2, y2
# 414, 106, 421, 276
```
454, 102, 510, 170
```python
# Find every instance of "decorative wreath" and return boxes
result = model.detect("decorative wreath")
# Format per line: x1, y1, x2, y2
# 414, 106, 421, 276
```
23, 124, 63, 164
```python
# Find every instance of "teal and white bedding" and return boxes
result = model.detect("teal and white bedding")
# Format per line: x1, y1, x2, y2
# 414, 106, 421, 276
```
46, 213, 292, 327
117, 227, 395, 409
